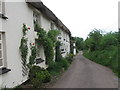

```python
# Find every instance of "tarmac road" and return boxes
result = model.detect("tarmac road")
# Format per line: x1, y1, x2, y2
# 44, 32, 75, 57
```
51, 52, 118, 88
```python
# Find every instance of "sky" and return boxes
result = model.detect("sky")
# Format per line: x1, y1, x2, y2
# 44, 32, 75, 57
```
42, 0, 119, 39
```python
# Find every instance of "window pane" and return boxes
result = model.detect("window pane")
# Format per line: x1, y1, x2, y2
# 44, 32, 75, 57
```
0, 59, 2, 66
0, 34, 1, 40
0, 43, 1, 49
0, 50, 2, 58
0, 0, 1, 13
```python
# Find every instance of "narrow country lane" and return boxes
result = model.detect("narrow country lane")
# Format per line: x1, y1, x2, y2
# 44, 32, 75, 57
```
51, 52, 118, 88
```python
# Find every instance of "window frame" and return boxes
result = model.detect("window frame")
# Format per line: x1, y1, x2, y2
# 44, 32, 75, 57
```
0, 32, 3, 68
0, 0, 2, 13
50, 22, 54, 30
0, 32, 11, 75
33, 11, 41, 31
0, 0, 5, 14
0, 0, 8, 19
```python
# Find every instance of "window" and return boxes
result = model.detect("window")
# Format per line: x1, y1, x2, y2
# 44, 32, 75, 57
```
61, 49, 64, 51
0, 0, 7, 19
0, 33, 3, 67
33, 13, 39, 24
58, 36, 61, 39
35, 41, 40, 58
33, 12, 41, 31
0, 32, 10, 74
0, 0, 2, 13
0, 0, 5, 14
51, 22, 54, 30
35, 40, 42, 58
35, 40, 45, 64
36, 45, 41, 58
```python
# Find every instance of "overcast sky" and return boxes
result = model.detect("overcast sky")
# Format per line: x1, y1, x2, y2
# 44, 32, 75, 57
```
42, 0, 119, 39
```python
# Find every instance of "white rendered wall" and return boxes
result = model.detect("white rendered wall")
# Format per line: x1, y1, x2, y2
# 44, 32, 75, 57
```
1, 2, 35, 88
41, 15, 51, 32
54, 25, 70, 57
1, 2, 34, 88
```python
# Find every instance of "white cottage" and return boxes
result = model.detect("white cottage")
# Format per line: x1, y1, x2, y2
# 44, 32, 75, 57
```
0, 0, 71, 88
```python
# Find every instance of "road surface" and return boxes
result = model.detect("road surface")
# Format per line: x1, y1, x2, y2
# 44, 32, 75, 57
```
51, 52, 118, 88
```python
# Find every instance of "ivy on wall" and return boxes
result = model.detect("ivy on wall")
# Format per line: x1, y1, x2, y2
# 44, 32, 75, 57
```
28, 45, 37, 68
20, 23, 60, 70
19, 24, 29, 76
35, 24, 60, 65
55, 41, 62, 62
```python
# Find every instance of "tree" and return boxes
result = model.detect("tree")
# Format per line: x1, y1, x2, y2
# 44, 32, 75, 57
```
73, 37, 84, 51
86, 29, 102, 51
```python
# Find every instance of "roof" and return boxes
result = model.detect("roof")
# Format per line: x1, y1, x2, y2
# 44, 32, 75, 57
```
26, 1, 71, 36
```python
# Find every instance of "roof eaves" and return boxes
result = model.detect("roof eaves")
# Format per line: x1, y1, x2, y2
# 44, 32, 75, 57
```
26, 1, 71, 35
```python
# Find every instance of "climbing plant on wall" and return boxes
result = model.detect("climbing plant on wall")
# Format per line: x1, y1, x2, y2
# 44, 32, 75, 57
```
55, 41, 62, 62
19, 24, 29, 76
35, 24, 60, 65
28, 45, 37, 68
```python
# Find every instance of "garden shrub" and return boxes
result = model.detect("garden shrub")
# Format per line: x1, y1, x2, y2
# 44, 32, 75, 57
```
58, 58, 69, 70
29, 66, 51, 88
31, 78, 42, 88
47, 62, 62, 76
47, 54, 74, 76
66, 53, 74, 64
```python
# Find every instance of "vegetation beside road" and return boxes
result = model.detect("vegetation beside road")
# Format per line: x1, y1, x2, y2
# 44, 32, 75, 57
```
83, 29, 119, 77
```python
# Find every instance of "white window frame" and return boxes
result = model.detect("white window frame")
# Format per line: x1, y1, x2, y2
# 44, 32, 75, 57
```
51, 22, 54, 30
0, 32, 4, 67
33, 11, 41, 27
0, 0, 5, 14
0, 0, 2, 13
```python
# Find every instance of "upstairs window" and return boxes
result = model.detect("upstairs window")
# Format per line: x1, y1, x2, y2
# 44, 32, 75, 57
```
33, 12, 41, 31
58, 37, 61, 39
50, 22, 54, 30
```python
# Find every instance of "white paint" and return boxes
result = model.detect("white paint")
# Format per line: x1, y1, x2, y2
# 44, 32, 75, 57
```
1, 2, 33, 88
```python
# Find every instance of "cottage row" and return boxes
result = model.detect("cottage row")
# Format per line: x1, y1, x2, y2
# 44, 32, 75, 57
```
0, 0, 72, 88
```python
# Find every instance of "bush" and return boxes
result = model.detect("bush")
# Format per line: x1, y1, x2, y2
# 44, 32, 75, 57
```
36, 69, 51, 83
66, 54, 74, 63
29, 66, 51, 88
47, 62, 62, 76
31, 78, 42, 88
58, 58, 69, 70
29, 66, 41, 80
47, 57, 72, 76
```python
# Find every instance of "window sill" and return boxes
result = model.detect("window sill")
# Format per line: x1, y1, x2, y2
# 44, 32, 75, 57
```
61, 52, 66, 54
0, 67, 11, 75
36, 58, 45, 64
0, 13, 8, 19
